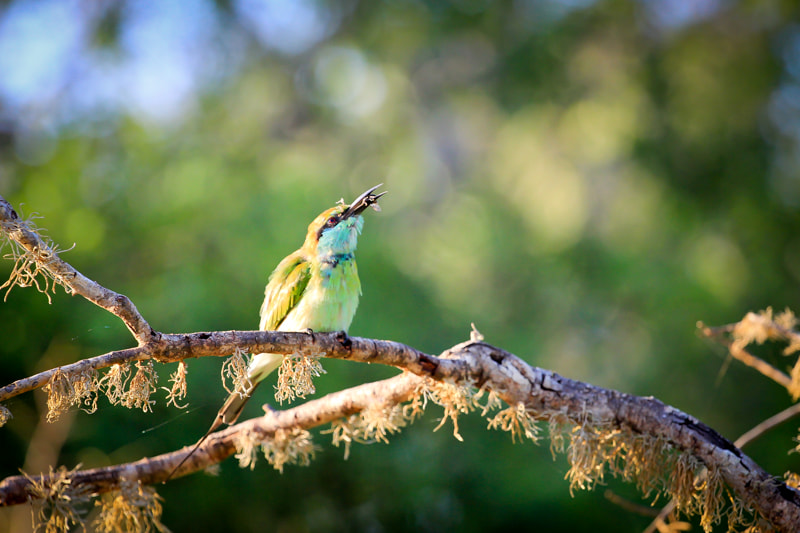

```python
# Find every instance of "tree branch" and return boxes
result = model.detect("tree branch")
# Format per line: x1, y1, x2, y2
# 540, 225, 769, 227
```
0, 372, 421, 506
1, 336, 799, 530
0, 331, 459, 402
0, 194, 154, 345
3, 195, 800, 531
698, 314, 797, 392
734, 402, 800, 450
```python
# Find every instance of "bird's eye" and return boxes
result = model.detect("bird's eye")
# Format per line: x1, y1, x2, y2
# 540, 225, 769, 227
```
326, 216, 338, 227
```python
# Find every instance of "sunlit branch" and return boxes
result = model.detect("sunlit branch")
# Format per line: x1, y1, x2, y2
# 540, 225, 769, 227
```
0, 372, 420, 506
644, 385, 800, 533
1, 335, 798, 530
3, 193, 800, 530
697, 313, 800, 389
0, 194, 154, 345
0, 331, 462, 403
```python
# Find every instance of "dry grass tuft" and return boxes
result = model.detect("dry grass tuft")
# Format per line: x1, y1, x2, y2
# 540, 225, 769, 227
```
325, 417, 358, 460
98, 364, 129, 405
486, 402, 539, 443
221, 348, 251, 397
43, 368, 98, 422
402, 385, 428, 423
358, 404, 408, 444
120, 362, 157, 412
275, 353, 326, 404
696, 467, 725, 532
96, 362, 158, 412
0, 404, 11, 427
326, 404, 411, 459
0, 213, 74, 304
233, 427, 317, 473
262, 428, 317, 473
94, 476, 170, 533
233, 429, 261, 470
25, 465, 91, 533
422, 378, 478, 441
161, 362, 188, 409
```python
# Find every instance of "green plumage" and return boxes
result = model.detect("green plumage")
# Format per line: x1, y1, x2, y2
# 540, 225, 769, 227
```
167, 185, 384, 480
260, 254, 311, 332
213, 186, 382, 429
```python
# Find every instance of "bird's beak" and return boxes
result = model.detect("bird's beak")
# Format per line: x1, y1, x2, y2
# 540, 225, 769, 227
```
342, 184, 387, 219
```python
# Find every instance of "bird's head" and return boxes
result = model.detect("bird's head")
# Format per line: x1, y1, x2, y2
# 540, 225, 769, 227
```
304, 184, 386, 257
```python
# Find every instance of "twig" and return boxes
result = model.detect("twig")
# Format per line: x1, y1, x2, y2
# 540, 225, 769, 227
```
734, 402, 800, 449
728, 343, 792, 389
642, 501, 677, 533
698, 322, 792, 388
604, 490, 660, 517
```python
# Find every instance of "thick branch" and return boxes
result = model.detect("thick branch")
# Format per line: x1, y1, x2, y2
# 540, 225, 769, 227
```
0, 195, 154, 345
472, 342, 800, 530
0, 372, 421, 505
0, 331, 461, 402
2, 196, 799, 529
1, 337, 798, 530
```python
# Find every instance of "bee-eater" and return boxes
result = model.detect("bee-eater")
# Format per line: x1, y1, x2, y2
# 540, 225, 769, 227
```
168, 184, 385, 479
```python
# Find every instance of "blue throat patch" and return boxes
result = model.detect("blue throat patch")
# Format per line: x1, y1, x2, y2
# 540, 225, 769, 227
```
320, 253, 354, 269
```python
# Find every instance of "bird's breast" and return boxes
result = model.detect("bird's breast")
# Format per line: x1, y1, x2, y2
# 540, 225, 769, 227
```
279, 257, 361, 333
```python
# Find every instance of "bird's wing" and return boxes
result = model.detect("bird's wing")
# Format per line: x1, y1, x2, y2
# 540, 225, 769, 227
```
259, 252, 311, 331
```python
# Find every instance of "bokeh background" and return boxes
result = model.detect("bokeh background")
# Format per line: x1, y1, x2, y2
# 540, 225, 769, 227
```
1, 0, 800, 531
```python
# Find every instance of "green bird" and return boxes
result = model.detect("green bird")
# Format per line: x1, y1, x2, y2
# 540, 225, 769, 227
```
214, 183, 385, 428
169, 184, 385, 478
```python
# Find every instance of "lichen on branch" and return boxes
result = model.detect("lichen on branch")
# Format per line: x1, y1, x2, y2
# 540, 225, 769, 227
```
2, 191, 800, 531
0, 210, 74, 304
0, 194, 155, 344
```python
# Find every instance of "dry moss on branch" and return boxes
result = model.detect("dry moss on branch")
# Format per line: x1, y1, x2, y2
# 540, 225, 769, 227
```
9, 349, 779, 533
233, 427, 317, 473
275, 352, 326, 404
39, 361, 166, 422
43, 369, 99, 422
0, 213, 73, 304
24, 465, 92, 533
327, 404, 410, 460
94, 477, 169, 533
220, 348, 250, 398
161, 362, 188, 409
727, 307, 800, 400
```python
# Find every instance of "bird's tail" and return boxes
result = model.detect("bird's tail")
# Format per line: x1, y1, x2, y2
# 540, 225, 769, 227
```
164, 353, 283, 482
216, 381, 259, 428
214, 351, 284, 430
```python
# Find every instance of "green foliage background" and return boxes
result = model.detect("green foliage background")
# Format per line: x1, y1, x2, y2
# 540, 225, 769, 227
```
1, 0, 800, 531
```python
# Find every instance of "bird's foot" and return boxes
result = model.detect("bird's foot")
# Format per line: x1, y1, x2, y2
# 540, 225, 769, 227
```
335, 330, 351, 348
